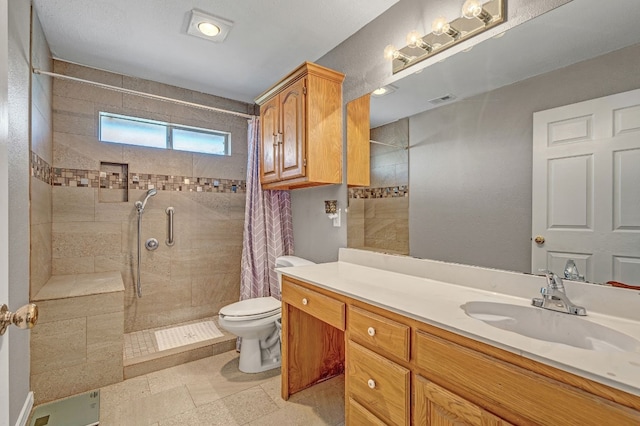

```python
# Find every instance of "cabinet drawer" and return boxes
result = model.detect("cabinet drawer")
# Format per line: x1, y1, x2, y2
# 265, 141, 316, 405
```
347, 341, 409, 425
348, 306, 409, 361
348, 397, 387, 426
414, 330, 640, 426
282, 280, 345, 330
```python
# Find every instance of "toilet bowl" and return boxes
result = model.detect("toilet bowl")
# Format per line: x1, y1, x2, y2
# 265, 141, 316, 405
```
218, 255, 315, 373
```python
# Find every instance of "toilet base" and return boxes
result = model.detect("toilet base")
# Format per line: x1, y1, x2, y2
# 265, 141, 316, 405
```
238, 337, 281, 373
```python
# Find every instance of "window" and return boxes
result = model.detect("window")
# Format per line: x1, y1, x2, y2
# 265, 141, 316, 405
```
99, 112, 230, 155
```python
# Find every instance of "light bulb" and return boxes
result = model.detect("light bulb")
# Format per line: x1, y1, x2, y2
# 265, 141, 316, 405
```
406, 30, 432, 52
406, 31, 422, 48
198, 22, 221, 37
461, 0, 492, 23
431, 17, 450, 36
462, 0, 483, 19
384, 44, 397, 61
372, 87, 388, 96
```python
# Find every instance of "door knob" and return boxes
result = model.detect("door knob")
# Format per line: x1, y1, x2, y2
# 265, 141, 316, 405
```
534, 235, 545, 245
0, 303, 38, 335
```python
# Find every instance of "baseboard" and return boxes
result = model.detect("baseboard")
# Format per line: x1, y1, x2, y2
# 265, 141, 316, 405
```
15, 391, 33, 426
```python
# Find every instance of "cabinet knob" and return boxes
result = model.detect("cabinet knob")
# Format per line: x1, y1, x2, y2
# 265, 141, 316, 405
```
367, 327, 376, 337
367, 379, 376, 389
302, 298, 308, 306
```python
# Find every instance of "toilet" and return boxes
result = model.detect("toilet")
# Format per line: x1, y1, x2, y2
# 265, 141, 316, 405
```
218, 255, 315, 373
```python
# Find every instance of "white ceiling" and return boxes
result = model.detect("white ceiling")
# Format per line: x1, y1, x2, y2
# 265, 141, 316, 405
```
371, 0, 640, 127
32, 0, 398, 103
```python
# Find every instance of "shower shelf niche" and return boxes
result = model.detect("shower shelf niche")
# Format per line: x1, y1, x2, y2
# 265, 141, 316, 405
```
99, 162, 128, 203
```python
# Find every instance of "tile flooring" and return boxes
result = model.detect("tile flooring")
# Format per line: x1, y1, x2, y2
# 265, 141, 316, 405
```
99, 349, 345, 425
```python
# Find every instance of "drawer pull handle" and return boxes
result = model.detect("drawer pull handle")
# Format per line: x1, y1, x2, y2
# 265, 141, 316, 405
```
302, 298, 308, 305
367, 327, 376, 336
367, 379, 376, 389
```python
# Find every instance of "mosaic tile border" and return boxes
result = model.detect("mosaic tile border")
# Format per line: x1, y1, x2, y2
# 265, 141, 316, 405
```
31, 151, 246, 193
31, 152, 52, 185
349, 185, 409, 199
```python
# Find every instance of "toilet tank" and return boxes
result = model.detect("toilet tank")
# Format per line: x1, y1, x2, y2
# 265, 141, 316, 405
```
275, 256, 315, 290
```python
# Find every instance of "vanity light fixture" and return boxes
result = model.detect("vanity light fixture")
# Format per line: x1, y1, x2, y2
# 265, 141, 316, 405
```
187, 9, 233, 43
384, 0, 504, 74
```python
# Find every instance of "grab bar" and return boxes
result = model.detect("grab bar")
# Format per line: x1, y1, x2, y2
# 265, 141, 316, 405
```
166, 207, 175, 246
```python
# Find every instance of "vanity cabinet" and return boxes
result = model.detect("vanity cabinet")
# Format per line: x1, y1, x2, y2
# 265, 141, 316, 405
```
280, 275, 640, 425
255, 62, 344, 190
414, 375, 512, 426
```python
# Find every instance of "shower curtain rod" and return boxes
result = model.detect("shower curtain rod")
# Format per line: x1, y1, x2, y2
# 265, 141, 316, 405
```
32, 68, 256, 120
370, 139, 409, 149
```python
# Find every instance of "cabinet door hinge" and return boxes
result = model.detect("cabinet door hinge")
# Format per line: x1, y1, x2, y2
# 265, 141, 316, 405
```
303, 86, 307, 95
303, 158, 307, 167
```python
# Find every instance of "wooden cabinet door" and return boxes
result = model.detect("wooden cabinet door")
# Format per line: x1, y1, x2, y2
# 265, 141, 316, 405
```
260, 96, 280, 183
279, 78, 306, 180
414, 375, 511, 426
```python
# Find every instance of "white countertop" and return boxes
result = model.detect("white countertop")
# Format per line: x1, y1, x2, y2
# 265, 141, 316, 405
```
278, 249, 640, 397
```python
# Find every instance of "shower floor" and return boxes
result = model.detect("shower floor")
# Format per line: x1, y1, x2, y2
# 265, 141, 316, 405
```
123, 316, 237, 378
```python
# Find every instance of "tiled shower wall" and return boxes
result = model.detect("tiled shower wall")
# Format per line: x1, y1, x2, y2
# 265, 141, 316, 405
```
348, 118, 409, 254
50, 61, 254, 332
30, 10, 53, 298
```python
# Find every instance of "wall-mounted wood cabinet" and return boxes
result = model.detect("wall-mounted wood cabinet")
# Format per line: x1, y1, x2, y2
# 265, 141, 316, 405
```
255, 62, 345, 190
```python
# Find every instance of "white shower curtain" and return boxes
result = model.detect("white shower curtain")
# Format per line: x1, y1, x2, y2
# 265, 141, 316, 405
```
240, 117, 294, 302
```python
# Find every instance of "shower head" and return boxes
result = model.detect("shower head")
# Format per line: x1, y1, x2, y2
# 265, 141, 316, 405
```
135, 188, 158, 213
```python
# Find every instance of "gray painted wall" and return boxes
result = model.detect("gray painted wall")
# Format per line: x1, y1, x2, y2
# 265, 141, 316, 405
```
409, 43, 640, 273
7, 0, 31, 423
291, 0, 569, 264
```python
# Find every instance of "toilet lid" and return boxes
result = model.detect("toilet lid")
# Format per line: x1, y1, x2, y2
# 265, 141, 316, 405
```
219, 297, 281, 321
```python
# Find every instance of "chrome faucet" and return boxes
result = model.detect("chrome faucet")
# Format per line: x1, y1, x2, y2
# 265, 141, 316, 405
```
532, 270, 587, 316
563, 259, 585, 282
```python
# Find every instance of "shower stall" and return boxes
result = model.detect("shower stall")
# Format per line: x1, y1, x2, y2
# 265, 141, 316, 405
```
29, 54, 253, 384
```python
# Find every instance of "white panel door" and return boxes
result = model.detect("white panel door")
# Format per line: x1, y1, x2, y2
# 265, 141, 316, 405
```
0, 0, 10, 422
532, 88, 640, 284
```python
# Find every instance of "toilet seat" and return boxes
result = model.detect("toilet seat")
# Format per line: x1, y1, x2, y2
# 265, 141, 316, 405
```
219, 296, 281, 322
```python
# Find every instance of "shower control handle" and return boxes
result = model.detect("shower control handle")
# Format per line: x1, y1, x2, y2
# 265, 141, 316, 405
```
145, 238, 159, 251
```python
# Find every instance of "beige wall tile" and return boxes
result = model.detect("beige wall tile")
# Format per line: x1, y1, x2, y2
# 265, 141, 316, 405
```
87, 312, 124, 363
54, 61, 124, 87
52, 187, 95, 222
53, 107, 96, 138
53, 80, 122, 108
30, 223, 52, 297
32, 96, 53, 162
124, 145, 194, 177
53, 221, 121, 258
191, 273, 240, 311
31, 357, 123, 405
52, 256, 95, 275
36, 292, 123, 324
31, 177, 52, 226
53, 132, 124, 170
192, 154, 247, 181
30, 317, 87, 375
95, 196, 136, 222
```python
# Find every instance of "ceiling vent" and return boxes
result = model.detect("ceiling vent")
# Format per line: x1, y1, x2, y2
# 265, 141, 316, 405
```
428, 94, 456, 105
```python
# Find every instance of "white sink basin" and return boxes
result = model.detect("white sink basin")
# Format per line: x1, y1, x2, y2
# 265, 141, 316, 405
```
461, 301, 640, 353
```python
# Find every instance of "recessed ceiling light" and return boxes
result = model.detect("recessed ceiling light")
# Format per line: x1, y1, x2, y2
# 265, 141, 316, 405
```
372, 85, 397, 97
197, 22, 220, 37
187, 9, 233, 43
